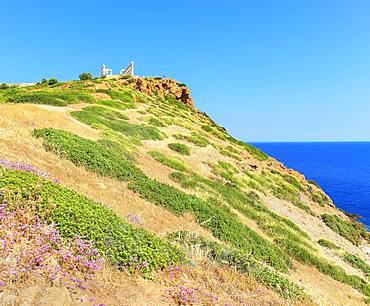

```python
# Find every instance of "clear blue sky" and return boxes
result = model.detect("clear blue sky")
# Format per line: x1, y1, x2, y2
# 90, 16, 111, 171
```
1, 0, 370, 141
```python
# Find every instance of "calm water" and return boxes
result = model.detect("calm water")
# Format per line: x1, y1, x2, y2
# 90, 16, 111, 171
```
252, 142, 370, 227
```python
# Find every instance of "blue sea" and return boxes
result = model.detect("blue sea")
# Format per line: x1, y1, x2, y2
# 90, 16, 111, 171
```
252, 142, 370, 227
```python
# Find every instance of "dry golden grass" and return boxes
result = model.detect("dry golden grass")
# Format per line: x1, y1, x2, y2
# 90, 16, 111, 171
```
0, 104, 211, 239
1, 102, 369, 305
155, 260, 314, 306
0, 104, 100, 140
289, 261, 366, 306
263, 195, 370, 268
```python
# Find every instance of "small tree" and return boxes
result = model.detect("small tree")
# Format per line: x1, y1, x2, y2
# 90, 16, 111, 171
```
48, 78, 58, 85
0, 83, 9, 90
79, 72, 93, 81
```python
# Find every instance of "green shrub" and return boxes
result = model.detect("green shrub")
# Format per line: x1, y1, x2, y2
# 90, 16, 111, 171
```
168, 143, 190, 155
308, 179, 320, 188
96, 89, 135, 105
79, 72, 93, 81
169, 231, 304, 299
200, 122, 268, 161
40, 78, 49, 85
48, 78, 58, 85
148, 151, 188, 172
96, 99, 135, 110
316, 239, 370, 277
210, 161, 240, 185
173, 132, 209, 147
277, 238, 370, 297
263, 171, 314, 214
322, 214, 369, 246
71, 106, 163, 142
4, 90, 95, 106
343, 253, 370, 275
0, 83, 9, 90
218, 145, 242, 161
33, 128, 143, 181
148, 117, 166, 127
169, 170, 312, 249
318, 239, 340, 250
282, 174, 303, 191
0, 168, 183, 276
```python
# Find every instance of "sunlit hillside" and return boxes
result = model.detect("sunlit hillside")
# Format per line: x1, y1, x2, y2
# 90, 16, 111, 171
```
0, 76, 369, 306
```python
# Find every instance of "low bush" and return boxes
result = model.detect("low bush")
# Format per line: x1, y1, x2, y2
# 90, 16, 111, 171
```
308, 179, 320, 188
264, 171, 314, 214
148, 117, 166, 127
169, 231, 304, 299
0, 195, 102, 289
4, 90, 95, 106
210, 161, 240, 185
0, 83, 9, 90
96, 89, 135, 105
281, 174, 303, 191
96, 99, 135, 110
322, 214, 369, 246
48, 78, 58, 85
71, 106, 163, 141
0, 168, 183, 277
277, 238, 370, 297
79, 72, 93, 81
168, 143, 190, 155
343, 253, 370, 276
173, 132, 209, 147
217, 145, 243, 161
148, 151, 188, 172
318, 239, 370, 277
318, 239, 340, 250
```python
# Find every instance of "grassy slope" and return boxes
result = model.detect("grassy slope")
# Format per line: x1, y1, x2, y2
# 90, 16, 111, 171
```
0, 78, 369, 305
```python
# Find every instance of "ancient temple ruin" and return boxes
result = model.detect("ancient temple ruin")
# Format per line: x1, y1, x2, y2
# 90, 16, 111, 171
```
100, 62, 134, 78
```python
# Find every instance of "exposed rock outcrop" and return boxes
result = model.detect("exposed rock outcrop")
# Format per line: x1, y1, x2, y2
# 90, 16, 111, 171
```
121, 77, 194, 107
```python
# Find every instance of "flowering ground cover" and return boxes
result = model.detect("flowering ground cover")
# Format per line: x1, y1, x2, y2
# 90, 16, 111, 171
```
0, 167, 184, 277
0, 195, 101, 290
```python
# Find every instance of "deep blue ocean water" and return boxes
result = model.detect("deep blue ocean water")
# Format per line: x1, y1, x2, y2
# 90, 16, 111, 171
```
252, 142, 370, 227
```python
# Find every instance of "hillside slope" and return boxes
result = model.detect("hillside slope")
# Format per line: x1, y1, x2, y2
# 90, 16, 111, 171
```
0, 76, 369, 306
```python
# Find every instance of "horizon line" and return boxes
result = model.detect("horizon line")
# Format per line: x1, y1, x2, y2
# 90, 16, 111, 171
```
248, 140, 370, 143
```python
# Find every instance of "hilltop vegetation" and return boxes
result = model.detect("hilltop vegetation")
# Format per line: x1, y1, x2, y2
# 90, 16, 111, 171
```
0, 76, 369, 305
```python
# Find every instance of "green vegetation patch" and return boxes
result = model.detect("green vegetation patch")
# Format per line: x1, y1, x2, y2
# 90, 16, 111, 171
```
173, 132, 210, 147
71, 106, 163, 141
343, 253, 370, 276
33, 128, 291, 272
200, 124, 268, 161
277, 238, 370, 297
246, 170, 314, 215
148, 151, 188, 172
217, 145, 243, 161
170, 170, 313, 251
96, 88, 135, 105
210, 161, 240, 185
169, 231, 305, 300
0, 168, 183, 276
318, 239, 370, 277
96, 99, 136, 110
168, 143, 190, 156
3, 89, 95, 106
147, 117, 167, 127
318, 239, 340, 250
322, 214, 369, 246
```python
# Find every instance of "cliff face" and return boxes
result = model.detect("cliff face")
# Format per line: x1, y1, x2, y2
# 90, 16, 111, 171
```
0, 77, 369, 306
122, 76, 194, 107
